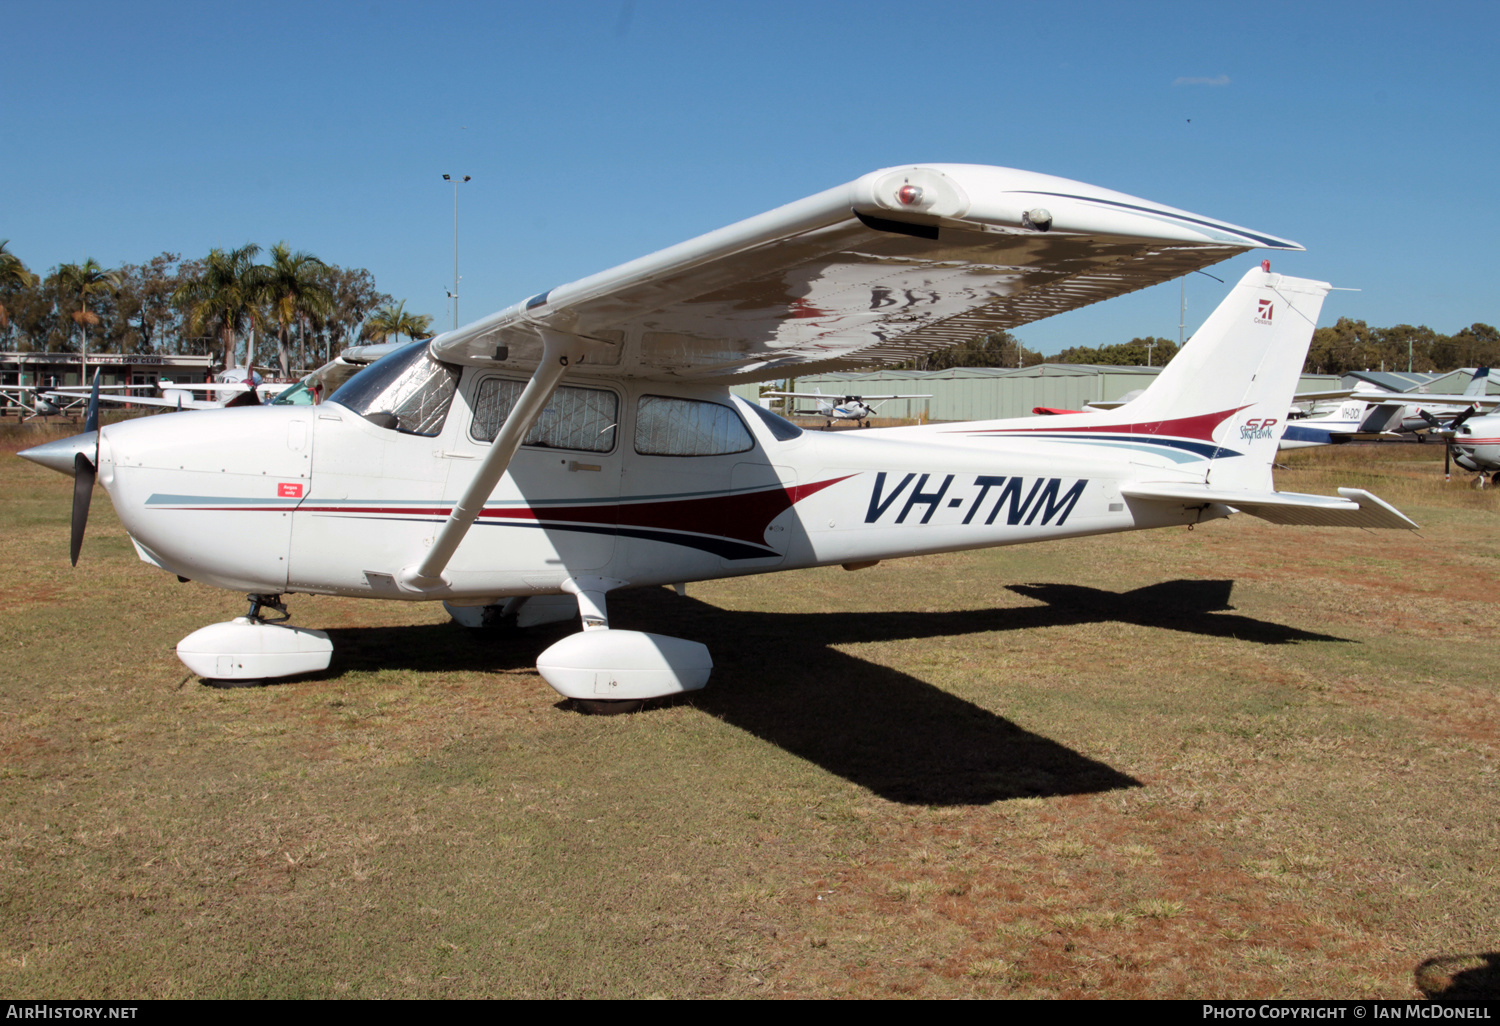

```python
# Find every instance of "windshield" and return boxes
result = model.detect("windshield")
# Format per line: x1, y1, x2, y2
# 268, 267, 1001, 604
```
271, 380, 314, 406
328, 339, 460, 435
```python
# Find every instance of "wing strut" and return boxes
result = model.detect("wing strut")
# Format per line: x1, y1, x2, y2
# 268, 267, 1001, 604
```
397, 330, 592, 593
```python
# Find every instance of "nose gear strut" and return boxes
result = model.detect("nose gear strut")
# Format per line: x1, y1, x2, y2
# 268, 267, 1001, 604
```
245, 593, 290, 623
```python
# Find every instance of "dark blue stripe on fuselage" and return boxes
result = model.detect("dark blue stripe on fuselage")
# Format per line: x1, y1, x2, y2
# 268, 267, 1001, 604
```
322, 510, 779, 560
1280, 424, 1337, 444
1015, 432, 1240, 459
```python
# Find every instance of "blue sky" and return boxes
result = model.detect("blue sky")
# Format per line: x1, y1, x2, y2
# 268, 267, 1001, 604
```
3, 0, 1496, 354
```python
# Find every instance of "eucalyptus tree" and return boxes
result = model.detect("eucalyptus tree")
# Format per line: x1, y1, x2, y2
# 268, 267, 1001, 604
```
105, 253, 201, 356
171, 244, 264, 371
54, 258, 122, 373
261, 242, 334, 377
309, 265, 389, 364
0, 240, 40, 335
363, 300, 434, 346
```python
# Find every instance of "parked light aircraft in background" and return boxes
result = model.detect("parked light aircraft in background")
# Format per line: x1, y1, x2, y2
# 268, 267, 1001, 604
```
1291, 367, 1499, 440
1400, 367, 1494, 434
1278, 399, 1407, 449
52, 346, 410, 413
19, 164, 1416, 712
1, 382, 158, 421
1446, 408, 1500, 485
761, 388, 933, 427
3, 384, 66, 420
50, 366, 286, 411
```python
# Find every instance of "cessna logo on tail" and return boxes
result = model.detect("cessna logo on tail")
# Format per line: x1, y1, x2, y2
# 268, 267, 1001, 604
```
865, 472, 1087, 527
1256, 299, 1274, 324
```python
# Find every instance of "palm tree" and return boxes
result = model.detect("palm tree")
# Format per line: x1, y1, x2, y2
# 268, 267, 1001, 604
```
260, 242, 334, 378
171, 244, 264, 372
54, 258, 122, 377
363, 300, 434, 346
0, 240, 39, 333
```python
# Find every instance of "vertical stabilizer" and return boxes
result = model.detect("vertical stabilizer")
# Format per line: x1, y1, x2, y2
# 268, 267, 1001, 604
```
1116, 266, 1330, 490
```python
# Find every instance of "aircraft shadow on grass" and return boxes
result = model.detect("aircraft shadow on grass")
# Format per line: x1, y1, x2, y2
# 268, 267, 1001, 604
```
314, 578, 1348, 807
1416, 952, 1500, 1000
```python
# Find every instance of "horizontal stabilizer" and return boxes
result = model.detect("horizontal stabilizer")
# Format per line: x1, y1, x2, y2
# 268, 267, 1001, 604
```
1122, 483, 1418, 530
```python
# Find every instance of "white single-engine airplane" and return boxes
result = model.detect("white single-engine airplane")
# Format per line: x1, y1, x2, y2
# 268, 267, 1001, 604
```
761, 388, 934, 428
1447, 409, 1500, 484
50, 366, 289, 411
19, 164, 1417, 712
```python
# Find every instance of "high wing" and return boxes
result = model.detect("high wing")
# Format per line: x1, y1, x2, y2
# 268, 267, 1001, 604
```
47, 392, 222, 410
1353, 392, 1500, 407
430, 164, 1300, 383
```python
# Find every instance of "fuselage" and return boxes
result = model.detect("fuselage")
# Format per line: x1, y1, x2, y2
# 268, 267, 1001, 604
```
1452, 414, 1500, 472
95, 365, 1217, 601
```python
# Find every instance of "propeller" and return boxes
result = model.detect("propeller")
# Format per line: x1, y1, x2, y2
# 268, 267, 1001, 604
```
224, 382, 262, 408
69, 371, 101, 566
1449, 405, 1479, 432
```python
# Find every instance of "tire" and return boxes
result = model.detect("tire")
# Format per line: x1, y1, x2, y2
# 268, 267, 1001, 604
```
573, 698, 645, 715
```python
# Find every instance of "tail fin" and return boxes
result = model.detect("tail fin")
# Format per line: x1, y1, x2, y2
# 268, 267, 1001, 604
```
1115, 265, 1330, 490
1464, 366, 1490, 397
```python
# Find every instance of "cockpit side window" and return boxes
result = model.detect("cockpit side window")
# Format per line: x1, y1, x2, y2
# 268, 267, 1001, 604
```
327, 340, 459, 436
470, 378, 619, 453
634, 395, 754, 456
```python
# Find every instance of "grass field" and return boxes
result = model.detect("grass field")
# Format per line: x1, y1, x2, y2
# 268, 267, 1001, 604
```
2, 425, 1497, 999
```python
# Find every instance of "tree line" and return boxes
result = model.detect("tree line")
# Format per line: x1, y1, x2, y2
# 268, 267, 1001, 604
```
7, 238, 1494, 380
900, 321, 1499, 376
0, 240, 434, 378
1303, 318, 1500, 376
898, 332, 1179, 371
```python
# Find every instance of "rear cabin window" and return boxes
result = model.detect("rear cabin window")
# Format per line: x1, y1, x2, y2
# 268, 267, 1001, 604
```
471, 378, 619, 453
742, 400, 803, 441
634, 395, 754, 456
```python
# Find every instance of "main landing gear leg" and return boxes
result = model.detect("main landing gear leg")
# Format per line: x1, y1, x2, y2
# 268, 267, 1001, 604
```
175, 593, 333, 683
536, 577, 712, 715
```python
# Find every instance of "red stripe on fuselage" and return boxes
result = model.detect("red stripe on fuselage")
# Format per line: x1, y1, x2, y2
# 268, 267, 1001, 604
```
472, 476, 851, 545
954, 406, 1250, 442
174, 476, 854, 545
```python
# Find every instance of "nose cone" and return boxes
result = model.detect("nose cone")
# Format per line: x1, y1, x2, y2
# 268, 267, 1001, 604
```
18, 431, 98, 477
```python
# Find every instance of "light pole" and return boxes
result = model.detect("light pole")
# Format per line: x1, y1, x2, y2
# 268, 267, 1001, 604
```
442, 174, 471, 330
